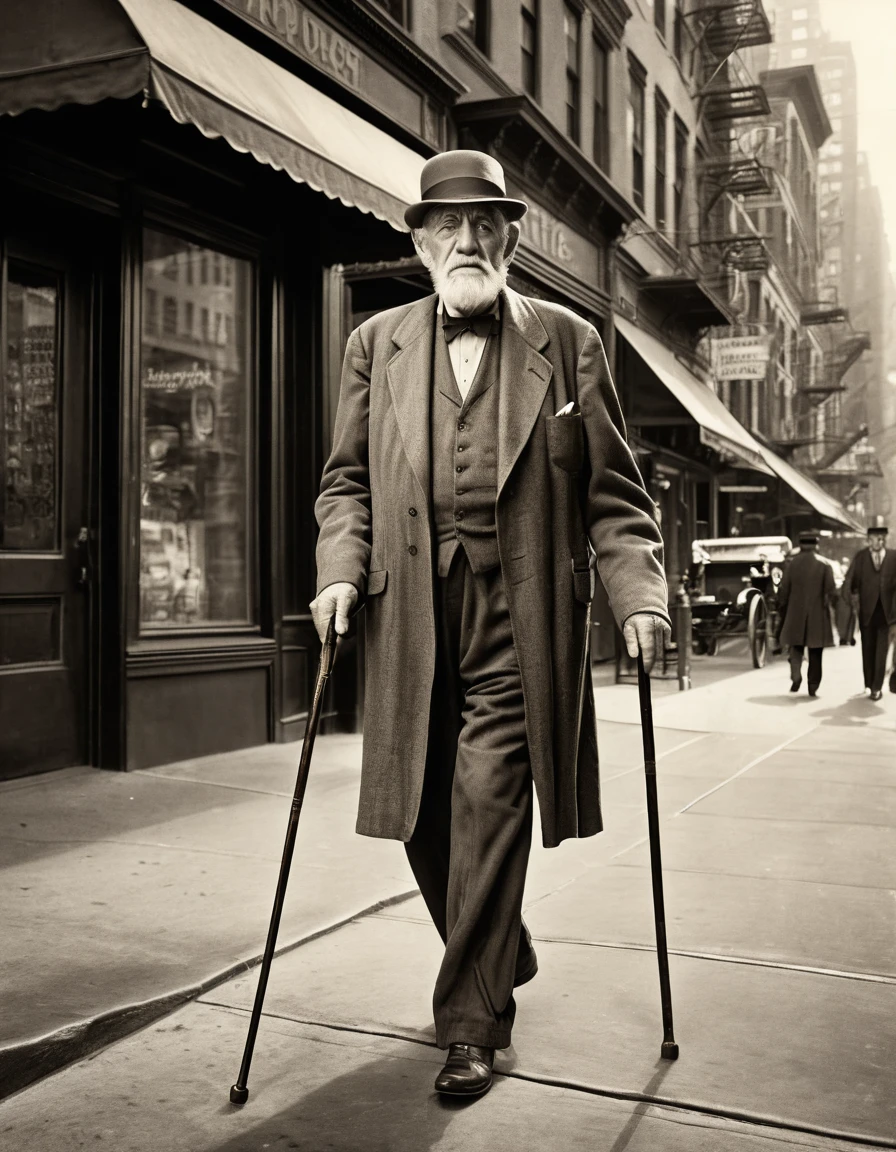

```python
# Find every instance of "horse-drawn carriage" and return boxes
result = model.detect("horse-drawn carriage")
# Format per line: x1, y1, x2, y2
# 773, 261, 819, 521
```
687, 536, 792, 668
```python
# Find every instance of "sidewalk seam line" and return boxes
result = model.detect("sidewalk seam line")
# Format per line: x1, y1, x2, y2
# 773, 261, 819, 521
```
199, 1009, 896, 1151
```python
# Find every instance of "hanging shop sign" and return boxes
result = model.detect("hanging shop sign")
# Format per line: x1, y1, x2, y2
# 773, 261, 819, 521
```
214, 0, 443, 147
711, 335, 772, 381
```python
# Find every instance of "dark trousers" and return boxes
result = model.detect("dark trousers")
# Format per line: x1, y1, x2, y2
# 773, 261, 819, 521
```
860, 602, 890, 693
405, 551, 536, 1050
789, 645, 823, 692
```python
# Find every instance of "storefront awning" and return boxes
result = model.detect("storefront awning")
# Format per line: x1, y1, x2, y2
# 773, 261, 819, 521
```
615, 316, 773, 475
753, 443, 864, 531
615, 317, 863, 531
0, 0, 425, 233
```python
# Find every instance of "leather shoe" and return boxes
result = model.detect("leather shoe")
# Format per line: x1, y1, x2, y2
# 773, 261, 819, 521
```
790, 678, 801, 692
434, 1043, 495, 1097
871, 690, 883, 701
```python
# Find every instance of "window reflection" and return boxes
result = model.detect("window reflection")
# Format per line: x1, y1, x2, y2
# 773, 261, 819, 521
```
139, 230, 253, 628
1, 266, 59, 552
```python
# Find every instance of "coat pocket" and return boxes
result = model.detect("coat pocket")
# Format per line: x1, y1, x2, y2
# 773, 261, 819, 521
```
367, 570, 388, 596
546, 412, 584, 473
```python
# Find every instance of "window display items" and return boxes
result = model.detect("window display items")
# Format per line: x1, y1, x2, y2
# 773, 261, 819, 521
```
139, 230, 253, 628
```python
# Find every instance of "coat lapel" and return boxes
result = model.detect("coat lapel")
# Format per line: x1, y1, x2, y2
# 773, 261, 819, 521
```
497, 287, 553, 494
387, 296, 438, 500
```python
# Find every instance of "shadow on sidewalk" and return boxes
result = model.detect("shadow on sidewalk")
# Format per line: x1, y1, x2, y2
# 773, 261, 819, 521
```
606, 1060, 678, 1152
210, 1050, 459, 1152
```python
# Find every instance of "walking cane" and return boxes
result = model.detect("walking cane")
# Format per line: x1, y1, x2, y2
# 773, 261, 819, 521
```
230, 616, 338, 1105
636, 651, 679, 1061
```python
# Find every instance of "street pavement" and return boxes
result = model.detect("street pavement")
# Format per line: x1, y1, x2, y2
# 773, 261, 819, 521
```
1, 643, 895, 1150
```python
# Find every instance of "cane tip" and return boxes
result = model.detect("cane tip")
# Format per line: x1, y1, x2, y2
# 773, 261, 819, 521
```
230, 1084, 249, 1105
661, 1041, 679, 1061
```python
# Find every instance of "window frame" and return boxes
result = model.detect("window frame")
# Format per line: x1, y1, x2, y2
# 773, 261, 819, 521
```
592, 33, 610, 172
673, 115, 689, 237
654, 88, 669, 230
136, 222, 261, 638
521, 0, 539, 97
564, 2, 582, 144
627, 55, 647, 212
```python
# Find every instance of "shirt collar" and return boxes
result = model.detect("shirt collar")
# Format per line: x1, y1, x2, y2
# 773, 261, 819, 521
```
437, 295, 501, 321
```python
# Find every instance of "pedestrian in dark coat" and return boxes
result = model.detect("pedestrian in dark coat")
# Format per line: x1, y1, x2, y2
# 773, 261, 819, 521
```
842, 524, 896, 699
777, 531, 836, 696
311, 150, 671, 1098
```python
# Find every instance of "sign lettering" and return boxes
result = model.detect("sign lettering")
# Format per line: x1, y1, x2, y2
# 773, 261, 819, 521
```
239, 0, 361, 90
712, 336, 772, 382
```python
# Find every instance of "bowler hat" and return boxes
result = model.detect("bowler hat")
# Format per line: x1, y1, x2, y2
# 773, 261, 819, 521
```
868, 525, 889, 536
405, 150, 528, 229
798, 530, 819, 546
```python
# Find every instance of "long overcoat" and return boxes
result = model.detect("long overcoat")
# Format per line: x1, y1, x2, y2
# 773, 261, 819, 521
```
842, 548, 896, 627
315, 288, 670, 849
777, 551, 836, 649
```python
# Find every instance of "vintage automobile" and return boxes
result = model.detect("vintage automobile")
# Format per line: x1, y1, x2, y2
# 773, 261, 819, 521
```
687, 536, 792, 668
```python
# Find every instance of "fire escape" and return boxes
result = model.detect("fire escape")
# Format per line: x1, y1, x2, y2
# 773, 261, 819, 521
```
689, 2, 774, 299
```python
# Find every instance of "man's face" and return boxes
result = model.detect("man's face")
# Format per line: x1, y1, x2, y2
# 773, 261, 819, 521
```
414, 205, 517, 316
870, 533, 887, 552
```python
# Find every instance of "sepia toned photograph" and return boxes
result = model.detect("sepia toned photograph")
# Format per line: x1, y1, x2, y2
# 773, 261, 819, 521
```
1, 0, 894, 1147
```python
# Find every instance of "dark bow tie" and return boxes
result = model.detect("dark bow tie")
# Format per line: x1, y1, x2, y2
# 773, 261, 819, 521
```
442, 312, 498, 342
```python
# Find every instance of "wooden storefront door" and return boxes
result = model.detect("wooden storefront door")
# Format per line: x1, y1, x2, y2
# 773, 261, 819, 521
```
0, 229, 91, 779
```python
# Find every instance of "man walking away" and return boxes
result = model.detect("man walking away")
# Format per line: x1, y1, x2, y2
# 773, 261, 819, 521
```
842, 524, 896, 701
777, 530, 835, 697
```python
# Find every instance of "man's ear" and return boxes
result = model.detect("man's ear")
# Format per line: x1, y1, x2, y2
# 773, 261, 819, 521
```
503, 221, 521, 265
411, 227, 429, 264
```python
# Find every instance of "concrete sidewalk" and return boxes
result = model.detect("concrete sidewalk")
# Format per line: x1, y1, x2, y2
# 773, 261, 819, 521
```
2, 644, 896, 1150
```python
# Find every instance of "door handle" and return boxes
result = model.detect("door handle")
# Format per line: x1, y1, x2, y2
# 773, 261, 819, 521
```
75, 526, 90, 587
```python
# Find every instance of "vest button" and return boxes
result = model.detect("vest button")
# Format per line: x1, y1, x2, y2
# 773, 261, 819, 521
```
458, 421, 466, 430
457, 445, 465, 452
408, 545, 418, 556
455, 511, 465, 521
408, 507, 417, 516
456, 466, 464, 473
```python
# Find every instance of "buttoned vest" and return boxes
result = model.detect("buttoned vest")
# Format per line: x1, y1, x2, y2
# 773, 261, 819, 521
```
431, 325, 500, 578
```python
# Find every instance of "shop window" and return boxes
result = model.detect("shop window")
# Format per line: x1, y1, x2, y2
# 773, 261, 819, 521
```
564, 3, 581, 143
627, 56, 646, 212
592, 36, 609, 171
139, 229, 254, 630
459, 0, 490, 54
1, 264, 60, 551
655, 89, 668, 230
521, 0, 538, 96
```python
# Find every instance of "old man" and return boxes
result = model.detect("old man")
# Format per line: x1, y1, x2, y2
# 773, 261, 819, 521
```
311, 150, 670, 1098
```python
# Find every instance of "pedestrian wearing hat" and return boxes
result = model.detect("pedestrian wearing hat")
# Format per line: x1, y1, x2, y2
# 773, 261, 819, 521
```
776, 532, 836, 696
841, 525, 896, 700
311, 150, 670, 1097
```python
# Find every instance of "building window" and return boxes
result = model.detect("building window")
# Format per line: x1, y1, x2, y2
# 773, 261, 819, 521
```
655, 90, 668, 230
792, 26, 808, 40
674, 117, 688, 234
459, 0, 490, 54
184, 301, 194, 339
793, 6, 808, 18
521, 0, 538, 96
627, 56, 646, 211
140, 229, 255, 630
371, 0, 409, 27
163, 297, 177, 335
791, 46, 807, 59
564, 3, 581, 143
592, 35, 609, 171
145, 288, 159, 335
655, 0, 666, 38
673, 0, 684, 63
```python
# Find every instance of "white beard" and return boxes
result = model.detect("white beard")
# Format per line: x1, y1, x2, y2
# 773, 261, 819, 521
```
428, 260, 507, 316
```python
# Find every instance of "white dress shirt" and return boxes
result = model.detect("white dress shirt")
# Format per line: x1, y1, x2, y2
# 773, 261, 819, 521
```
438, 299, 498, 402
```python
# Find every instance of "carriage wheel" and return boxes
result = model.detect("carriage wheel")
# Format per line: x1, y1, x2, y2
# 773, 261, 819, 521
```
748, 594, 768, 668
